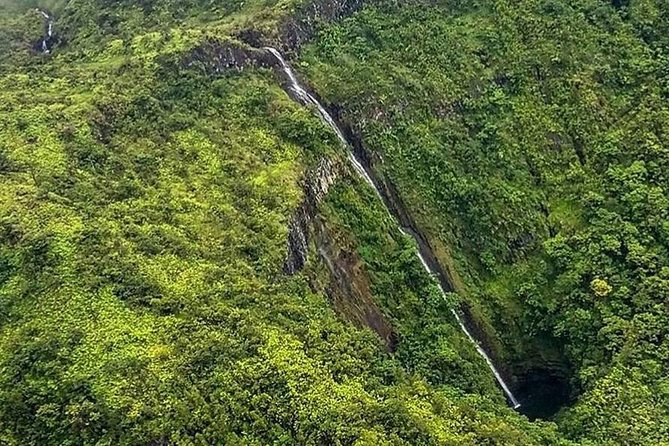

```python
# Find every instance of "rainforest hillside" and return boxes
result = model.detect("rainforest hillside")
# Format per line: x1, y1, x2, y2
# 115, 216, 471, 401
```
0, 0, 667, 445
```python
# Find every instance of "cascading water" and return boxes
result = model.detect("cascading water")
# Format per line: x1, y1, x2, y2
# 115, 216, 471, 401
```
265, 48, 380, 194
407, 229, 521, 408
36, 9, 54, 54
265, 47, 521, 409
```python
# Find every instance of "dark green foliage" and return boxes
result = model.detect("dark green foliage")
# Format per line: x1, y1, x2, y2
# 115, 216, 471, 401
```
302, 0, 669, 441
320, 177, 504, 397
0, 1, 572, 444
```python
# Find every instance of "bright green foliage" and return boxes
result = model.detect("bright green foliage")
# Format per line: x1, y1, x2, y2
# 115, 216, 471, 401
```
0, 0, 575, 445
1, 0, 667, 443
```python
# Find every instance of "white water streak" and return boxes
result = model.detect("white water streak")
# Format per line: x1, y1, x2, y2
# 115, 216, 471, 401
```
412, 242, 521, 408
36, 9, 53, 54
264, 48, 378, 193
265, 47, 521, 409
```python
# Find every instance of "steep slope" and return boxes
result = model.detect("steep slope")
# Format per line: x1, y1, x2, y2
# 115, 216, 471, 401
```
300, 0, 669, 440
0, 0, 574, 445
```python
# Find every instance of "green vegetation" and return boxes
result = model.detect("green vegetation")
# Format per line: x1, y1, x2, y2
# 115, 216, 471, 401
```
320, 175, 504, 396
0, 0, 667, 444
301, 0, 669, 442
0, 0, 565, 444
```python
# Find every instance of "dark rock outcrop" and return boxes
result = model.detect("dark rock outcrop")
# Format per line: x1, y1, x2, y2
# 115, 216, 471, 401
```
282, 157, 397, 351
313, 216, 397, 351
284, 157, 340, 274
182, 39, 277, 73
275, 0, 368, 54
236, 0, 374, 55
34, 9, 57, 54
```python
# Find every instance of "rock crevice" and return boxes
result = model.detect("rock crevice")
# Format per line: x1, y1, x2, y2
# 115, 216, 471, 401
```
284, 157, 340, 275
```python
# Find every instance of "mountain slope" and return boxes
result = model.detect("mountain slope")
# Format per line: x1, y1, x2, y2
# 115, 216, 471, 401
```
0, 0, 667, 444
300, 0, 669, 442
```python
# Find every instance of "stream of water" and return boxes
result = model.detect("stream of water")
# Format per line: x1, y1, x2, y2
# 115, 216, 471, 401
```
36, 9, 54, 54
265, 47, 521, 409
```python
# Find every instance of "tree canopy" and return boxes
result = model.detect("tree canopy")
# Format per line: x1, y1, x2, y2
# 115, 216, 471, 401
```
0, 0, 667, 444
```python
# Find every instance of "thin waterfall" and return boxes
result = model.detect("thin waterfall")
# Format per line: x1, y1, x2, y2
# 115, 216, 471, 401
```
264, 48, 380, 194
404, 227, 521, 408
36, 9, 54, 54
265, 47, 521, 409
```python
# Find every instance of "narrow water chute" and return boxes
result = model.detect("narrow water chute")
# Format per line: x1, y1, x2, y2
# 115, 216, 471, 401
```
265, 47, 521, 409
36, 9, 54, 54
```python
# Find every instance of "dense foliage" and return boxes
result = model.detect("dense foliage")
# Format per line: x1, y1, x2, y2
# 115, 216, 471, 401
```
0, 0, 570, 444
301, 0, 669, 442
0, 0, 667, 444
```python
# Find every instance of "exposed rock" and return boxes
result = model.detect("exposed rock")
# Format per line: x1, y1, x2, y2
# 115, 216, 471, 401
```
284, 157, 339, 274
276, 0, 368, 54
236, 0, 374, 55
34, 9, 57, 54
313, 216, 397, 351
282, 157, 396, 351
182, 38, 277, 74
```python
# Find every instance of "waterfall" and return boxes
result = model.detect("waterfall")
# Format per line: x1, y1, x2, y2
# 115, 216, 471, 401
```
265, 47, 521, 409
264, 48, 380, 194
406, 225, 521, 408
36, 9, 54, 54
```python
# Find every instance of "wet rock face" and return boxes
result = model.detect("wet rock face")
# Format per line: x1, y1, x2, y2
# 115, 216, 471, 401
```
284, 208, 311, 275
305, 157, 340, 204
284, 157, 339, 274
34, 9, 57, 54
281, 153, 396, 351
183, 39, 278, 73
313, 216, 397, 351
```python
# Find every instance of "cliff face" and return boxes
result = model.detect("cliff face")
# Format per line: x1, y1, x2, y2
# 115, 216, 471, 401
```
283, 158, 396, 351
177, 30, 512, 361
284, 157, 340, 275
183, 0, 376, 70
176, 31, 399, 350
313, 216, 397, 351
182, 39, 276, 73
179, 31, 512, 377
175, 0, 521, 369
234, 0, 372, 54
